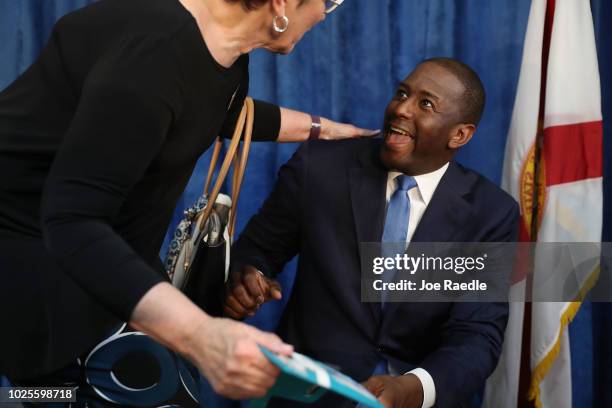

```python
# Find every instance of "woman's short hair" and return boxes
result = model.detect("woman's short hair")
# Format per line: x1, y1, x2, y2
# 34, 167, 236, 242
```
226, 0, 267, 10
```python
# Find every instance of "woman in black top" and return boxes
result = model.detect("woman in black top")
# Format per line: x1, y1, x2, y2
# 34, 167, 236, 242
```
0, 0, 369, 401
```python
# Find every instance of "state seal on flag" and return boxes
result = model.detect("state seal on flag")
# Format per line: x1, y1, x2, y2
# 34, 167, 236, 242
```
519, 142, 546, 239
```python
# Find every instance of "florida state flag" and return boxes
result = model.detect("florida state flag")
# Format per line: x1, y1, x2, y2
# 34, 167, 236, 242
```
484, 0, 603, 407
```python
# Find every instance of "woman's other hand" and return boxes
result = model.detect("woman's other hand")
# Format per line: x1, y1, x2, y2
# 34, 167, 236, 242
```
278, 106, 379, 142
319, 116, 379, 140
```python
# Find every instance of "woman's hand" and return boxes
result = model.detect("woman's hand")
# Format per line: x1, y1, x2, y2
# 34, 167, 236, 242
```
130, 282, 292, 399
319, 116, 379, 140
189, 317, 292, 398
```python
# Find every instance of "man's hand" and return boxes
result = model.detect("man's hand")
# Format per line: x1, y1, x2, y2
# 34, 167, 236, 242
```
224, 265, 282, 319
362, 374, 424, 408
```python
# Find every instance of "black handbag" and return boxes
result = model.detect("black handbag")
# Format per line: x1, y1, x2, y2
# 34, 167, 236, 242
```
164, 97, 253, 315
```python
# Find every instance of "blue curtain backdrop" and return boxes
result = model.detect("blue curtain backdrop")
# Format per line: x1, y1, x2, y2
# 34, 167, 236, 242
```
0, 0, 610, 406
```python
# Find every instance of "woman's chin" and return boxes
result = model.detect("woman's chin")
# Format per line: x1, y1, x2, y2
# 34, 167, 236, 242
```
265, 42, 295, 55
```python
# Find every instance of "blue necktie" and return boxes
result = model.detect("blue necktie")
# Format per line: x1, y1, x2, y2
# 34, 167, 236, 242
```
367, 175, 416, 383
381, 175, 417, 304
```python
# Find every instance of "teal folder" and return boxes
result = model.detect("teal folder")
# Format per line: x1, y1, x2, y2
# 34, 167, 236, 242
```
249, 347, 384, 408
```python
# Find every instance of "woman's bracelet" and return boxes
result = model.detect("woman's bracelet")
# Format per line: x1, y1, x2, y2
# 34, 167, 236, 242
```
309, 115, 322, 140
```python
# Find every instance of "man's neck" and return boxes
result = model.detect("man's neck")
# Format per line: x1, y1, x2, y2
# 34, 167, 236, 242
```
389, 159, 452, 177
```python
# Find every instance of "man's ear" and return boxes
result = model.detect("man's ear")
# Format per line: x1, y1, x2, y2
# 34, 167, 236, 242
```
270, 0, 287, 16
448, 124, 475, 149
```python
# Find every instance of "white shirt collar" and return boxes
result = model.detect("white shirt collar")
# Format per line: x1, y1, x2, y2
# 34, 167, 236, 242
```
388, 162, 450, 205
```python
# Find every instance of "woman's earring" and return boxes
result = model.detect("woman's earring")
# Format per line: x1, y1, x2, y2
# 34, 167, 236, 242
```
273, 15, 289, 33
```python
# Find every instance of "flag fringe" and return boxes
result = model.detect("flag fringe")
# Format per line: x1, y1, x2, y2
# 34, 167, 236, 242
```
528, 264, 601, 408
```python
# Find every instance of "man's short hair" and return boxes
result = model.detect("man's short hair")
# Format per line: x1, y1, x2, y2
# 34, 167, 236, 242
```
423, 57, 486, 126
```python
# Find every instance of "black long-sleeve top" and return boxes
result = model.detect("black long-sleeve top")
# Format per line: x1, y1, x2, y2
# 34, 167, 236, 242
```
0, 0, 280, 324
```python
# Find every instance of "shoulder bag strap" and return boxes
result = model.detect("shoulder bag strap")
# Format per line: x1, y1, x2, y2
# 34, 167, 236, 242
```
195, 97, 252, 232
228, 97, 254, 238
203, 139, 222, 196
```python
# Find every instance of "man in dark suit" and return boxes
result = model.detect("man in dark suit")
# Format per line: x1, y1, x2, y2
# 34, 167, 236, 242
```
225, 58, 519, 408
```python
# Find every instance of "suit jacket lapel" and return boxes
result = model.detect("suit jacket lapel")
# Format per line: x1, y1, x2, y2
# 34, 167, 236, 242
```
411, 161, 476, 242
349, 141, 387, 323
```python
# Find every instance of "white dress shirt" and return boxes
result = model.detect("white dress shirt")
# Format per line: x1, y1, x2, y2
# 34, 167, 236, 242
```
384, 162, 449, 408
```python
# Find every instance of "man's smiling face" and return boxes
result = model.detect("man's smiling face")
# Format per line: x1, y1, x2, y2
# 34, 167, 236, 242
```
380, 61, 469, 175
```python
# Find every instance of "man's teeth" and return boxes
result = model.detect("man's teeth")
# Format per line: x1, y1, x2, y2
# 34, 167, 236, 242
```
390, 126, 409, 136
